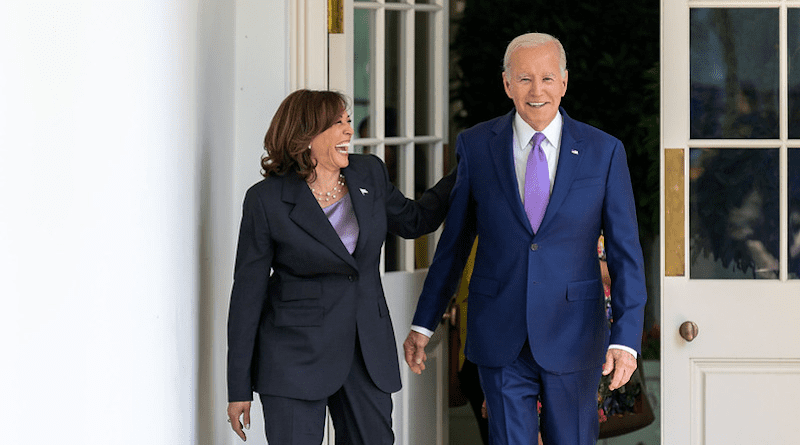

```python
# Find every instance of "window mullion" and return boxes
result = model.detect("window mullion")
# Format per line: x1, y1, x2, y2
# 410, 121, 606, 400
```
781, 3, 789, 280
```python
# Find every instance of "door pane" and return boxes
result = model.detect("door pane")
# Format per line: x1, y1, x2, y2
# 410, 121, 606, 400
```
414, 143, 433, 269
790, 149, 800, 278
690, 8, 779, 139
690, 148, 779, 279
415, 11, 431, 136
353, 8, 373, 141
789, 9, 800, 139
384, 145, 401, 272
386, 10, 403, 137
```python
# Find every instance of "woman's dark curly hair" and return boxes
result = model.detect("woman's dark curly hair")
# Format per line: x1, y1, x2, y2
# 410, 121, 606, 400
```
692, 148, 779, 276
261, 89, 348, 182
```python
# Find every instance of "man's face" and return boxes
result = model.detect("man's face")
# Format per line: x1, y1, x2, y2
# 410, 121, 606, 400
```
502, 43, 568, 131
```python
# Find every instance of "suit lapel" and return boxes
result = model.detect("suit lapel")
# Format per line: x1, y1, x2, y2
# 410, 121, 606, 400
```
539, 110, 584, 231
284, 173, 359, 269
488, 111, 532, 232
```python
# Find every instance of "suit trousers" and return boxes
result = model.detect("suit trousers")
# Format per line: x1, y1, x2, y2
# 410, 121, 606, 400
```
259, 337, 394, 445
478, 340, 602, 445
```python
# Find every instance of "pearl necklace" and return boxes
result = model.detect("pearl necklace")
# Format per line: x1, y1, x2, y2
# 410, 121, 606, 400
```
310, 173, 346, 202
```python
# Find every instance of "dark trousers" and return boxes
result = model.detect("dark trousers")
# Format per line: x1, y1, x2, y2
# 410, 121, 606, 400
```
459, 358, 490, 444
478, 341, 601, 445
260, 342, 393, 445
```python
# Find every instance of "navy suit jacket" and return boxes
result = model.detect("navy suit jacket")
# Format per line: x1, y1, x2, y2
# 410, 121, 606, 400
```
228, 154, 454, 402
412, 109, 647, 374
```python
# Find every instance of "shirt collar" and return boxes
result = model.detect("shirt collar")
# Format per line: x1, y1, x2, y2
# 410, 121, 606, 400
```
512, 110, 563, 151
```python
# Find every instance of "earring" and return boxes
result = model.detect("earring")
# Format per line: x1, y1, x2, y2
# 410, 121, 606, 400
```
308, 144, 312, 150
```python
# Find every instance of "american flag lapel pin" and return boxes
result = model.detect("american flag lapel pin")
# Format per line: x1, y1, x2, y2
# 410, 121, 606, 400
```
571, 149, 579, 155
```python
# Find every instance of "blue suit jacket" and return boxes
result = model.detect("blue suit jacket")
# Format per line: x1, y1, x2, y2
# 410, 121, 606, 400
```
413, 109, 647, 374
228, 154, 454, 402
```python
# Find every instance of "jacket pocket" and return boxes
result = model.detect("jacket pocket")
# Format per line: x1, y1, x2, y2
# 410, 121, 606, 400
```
566, 279, 603, 301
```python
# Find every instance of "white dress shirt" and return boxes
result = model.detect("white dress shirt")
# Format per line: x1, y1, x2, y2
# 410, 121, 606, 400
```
512, 111, 561, 199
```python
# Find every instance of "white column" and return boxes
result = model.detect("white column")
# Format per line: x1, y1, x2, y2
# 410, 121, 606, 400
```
0, 2, 200, 443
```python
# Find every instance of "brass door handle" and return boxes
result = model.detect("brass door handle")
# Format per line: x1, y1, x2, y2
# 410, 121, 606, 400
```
680, 321, 699, 342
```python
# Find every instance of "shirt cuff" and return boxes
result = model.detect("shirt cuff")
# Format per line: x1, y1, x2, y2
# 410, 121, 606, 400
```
608, 344, 637, 358
410, 325, 434, 338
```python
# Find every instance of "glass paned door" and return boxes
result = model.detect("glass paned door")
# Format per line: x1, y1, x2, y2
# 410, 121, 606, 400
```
349, 0, 447, 272
328, 2, 451, 444
662, 1, 800, 443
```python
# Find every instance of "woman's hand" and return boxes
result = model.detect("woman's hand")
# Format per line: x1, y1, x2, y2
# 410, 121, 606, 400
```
227, 401, 252, 441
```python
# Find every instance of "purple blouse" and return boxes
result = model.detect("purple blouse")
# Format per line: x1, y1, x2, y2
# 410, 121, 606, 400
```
322, 192, 360, 254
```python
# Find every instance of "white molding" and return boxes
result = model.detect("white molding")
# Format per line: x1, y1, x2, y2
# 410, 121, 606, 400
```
290, 0, 328, 90
691, 358, 800, 443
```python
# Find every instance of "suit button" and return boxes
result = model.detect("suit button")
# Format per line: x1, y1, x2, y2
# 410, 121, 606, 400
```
530, 243, 538, 251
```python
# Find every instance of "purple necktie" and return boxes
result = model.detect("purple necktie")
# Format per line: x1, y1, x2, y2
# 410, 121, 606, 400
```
524, 132, 549, 233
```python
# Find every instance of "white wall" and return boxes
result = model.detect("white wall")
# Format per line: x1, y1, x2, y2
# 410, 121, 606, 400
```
0, 1, 287, 444
200, 0, 289, 444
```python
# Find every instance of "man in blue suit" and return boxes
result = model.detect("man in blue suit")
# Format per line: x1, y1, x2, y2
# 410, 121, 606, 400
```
404, 33, 647, 444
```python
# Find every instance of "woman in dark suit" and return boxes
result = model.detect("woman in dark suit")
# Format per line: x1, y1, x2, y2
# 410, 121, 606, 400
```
226, 89, 454, 444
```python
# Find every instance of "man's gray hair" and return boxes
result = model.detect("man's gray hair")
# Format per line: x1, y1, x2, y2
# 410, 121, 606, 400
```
503, 33, 567, 76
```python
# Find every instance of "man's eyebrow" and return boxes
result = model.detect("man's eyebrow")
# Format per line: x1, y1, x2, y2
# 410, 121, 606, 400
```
513, 71, 557, 79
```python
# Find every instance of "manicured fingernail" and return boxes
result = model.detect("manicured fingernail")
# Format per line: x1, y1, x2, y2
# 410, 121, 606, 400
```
245, 423, 250, 430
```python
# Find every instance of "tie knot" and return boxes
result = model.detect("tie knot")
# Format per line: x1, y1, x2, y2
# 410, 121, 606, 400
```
530, 132, 546, 148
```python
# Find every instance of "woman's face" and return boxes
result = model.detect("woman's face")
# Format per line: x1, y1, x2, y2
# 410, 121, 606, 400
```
309, 110, 353, 174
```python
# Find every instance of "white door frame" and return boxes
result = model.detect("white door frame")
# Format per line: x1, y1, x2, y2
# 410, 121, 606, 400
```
290, 0, 328, 90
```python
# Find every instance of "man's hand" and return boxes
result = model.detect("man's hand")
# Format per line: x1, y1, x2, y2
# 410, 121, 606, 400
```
403, 330, 431, 374
602, 349, 637, 391
227, 401, 251, 442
